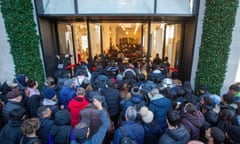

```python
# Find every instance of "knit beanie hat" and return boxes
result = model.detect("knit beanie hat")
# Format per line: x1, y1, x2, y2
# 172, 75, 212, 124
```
210, 127, 225, 143
140, 106, 154, 123
43, 88, 56, 99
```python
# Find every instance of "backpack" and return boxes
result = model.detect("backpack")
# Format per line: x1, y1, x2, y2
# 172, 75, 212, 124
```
120, 127, 137, 144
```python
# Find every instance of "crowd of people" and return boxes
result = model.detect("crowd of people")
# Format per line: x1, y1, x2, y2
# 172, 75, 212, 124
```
0, 56, 240, 144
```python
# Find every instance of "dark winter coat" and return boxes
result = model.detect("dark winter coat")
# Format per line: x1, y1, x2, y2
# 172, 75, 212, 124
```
0, 120, 23, 144
58, 86, 76, 108
142, 120, 162, 144
101, 87, 120, 116
113, 121, 145, 144
149, 94, 172, 130
49, 110, 72, 144
2, 101, 25, 125
158, 124, 190, 144
27, 94, 43, 118
38, 118, 54, 144
181, 111, 205, 140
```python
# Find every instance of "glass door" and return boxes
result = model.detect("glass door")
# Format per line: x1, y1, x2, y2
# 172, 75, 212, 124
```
150, 23, 183, 69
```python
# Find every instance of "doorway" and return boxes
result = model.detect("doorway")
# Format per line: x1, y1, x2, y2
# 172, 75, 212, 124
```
56, 21, 183, 71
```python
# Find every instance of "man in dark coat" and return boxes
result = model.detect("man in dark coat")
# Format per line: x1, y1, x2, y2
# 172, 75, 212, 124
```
148, 88, 172, 130
159, 110, 190, 144
37, 106, 54, 144
2, 90, 25, 125
101, 79, 120, 128
113, 106, 144, 144
0, 108, 26, 144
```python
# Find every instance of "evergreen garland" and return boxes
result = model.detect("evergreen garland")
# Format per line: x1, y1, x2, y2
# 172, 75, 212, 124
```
195, 0, 239, 94
0, 0, 44, 88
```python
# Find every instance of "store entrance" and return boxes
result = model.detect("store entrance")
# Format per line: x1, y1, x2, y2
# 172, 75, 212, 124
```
57, 21, 183, 72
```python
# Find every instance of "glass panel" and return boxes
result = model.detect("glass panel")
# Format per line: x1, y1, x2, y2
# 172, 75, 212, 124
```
89, 23, 101, 61
57, 23, 75, 65
72, 23, 89, 63
150, 23, 165, 62
164, 24, 182, 68
42, 0, 75, 14
78, 0, 154, 14
156, 0, 192, 14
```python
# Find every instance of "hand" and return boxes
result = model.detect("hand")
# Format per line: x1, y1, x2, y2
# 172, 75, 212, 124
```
93, 98, 103, 110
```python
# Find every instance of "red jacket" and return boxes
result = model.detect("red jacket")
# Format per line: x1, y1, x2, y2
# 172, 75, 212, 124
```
68, 95, 89, 127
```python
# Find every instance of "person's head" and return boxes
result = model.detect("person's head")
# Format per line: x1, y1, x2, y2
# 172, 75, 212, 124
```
76, 87, 85, 96
26, 80, 37, 89
221, 93, 235, 105
125, 106, 137, 121
54, 110, 71, 126
42, 87, 57, 101
45, 76, 56, 87
228, 84, 240, 96
37, 106, 52, 118
167, 110, 181, 128
7, 89, 23, 102
106, 79, 114, 88
140, 106, 154, 123
73, 119, 90, 142
199, 84, 208, 94
148, 88, 159, 99
201, 96, 215, 112
205, 127, 225, 144
21, 118, 40, 136
184, 103, 198, 115
218, 109, 235, 123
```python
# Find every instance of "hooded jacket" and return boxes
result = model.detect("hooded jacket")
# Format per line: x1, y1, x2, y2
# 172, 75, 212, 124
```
0, 120, 22, 144
181, 111, 205, 140
158, 124, 190, 144
149, 94, 172, 130
50, 110, 72, 144
68, 96, 89, 127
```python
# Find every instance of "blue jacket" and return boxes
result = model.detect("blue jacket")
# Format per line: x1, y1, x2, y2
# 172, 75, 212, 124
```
70, 110, 110, 144
113, 121, 144, 144
149, 94, 172, 130
38, 118, 54, 144
59, 86, 76, 108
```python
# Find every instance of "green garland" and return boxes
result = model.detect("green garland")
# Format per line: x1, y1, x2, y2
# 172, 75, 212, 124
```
0, 0, 44, 88
195, 0, 239, 95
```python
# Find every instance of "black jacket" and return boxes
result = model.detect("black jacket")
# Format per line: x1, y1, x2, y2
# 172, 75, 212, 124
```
101, 87, 120, 116
0, 120, 23, 144
159, 124, 190, 144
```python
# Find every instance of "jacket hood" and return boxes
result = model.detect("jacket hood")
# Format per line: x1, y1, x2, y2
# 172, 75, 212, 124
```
69, 96, 89, 109
183, 111, 205, 128
54, 110, 71, 125
205, 110, 218, 124
166, 124, 190, 141
131, 95, 143, 104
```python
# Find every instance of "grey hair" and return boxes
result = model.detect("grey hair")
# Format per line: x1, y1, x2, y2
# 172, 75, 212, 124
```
125, 106, 137, 121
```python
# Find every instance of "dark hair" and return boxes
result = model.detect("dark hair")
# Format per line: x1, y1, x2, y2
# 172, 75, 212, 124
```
167, 110, 181, 127
37, 106, 50, 118
222, 93, 235, 104
184, 103, 197, 115
26, 80, 36, 88
203, 96, 215, 110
